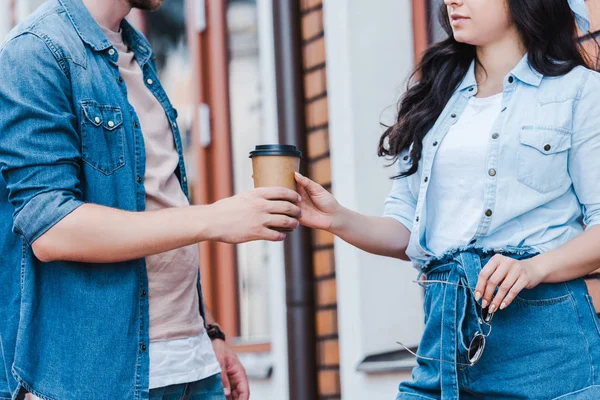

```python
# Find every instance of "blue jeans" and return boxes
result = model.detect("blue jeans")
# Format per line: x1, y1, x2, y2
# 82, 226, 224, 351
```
397, 249, 600, 399
149, 374, 226, 400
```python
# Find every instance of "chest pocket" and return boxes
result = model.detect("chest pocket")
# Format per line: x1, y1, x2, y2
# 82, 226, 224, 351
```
80, 102, 125, 175
517, 126, 571, 193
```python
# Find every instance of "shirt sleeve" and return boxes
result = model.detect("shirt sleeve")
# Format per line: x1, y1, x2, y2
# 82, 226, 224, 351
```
382, 158, 417, 232
569, 69, 600, 229
0, 33, 84, 245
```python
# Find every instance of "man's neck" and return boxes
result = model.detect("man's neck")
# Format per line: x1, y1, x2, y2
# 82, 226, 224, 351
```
82, 0, 131, 32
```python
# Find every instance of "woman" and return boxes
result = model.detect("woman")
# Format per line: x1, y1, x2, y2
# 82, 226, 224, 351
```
295, 0, 600, 398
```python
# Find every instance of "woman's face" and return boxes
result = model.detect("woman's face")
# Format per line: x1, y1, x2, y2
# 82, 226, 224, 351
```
444, 0, 513, 46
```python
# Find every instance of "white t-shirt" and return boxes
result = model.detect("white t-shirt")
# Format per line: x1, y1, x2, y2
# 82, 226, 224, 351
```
425, 93, 503, 256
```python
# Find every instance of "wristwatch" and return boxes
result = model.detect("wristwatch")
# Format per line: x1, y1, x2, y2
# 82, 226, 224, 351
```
206, 323, 226, 341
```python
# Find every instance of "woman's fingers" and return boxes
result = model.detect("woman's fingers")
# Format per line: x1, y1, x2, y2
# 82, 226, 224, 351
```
475, 255, 502, 304
490, 266, 520, 312
481, 261, 511, 310
295, 172, 324, 196
498, 276, 528, 310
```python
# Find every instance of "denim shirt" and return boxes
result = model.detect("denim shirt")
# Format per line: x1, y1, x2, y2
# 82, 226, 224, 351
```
0, 1, 204, 399
383, 56, 600, 265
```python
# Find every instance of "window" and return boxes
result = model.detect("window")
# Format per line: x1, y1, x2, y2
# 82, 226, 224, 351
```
227, 0, 273, 341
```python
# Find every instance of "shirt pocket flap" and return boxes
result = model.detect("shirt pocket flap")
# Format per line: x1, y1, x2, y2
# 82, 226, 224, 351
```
100, 107, 123, 131
82, 103, 103, 127
519, 127, 572, 155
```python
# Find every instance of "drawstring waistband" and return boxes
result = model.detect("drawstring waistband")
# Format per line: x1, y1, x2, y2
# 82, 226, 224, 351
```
418, 249, 536, 399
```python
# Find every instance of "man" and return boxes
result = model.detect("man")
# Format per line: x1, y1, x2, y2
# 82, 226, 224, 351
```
0, 0, 301, 399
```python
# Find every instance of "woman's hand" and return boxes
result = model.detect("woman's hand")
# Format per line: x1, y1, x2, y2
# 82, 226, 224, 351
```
474, 255, 547, 313
294, 172, 342, 231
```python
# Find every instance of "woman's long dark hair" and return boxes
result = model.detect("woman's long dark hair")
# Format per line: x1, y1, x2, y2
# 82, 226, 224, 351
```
379, 0, 590, 178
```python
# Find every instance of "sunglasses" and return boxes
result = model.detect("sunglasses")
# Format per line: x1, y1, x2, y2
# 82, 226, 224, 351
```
396, 279, 494, 367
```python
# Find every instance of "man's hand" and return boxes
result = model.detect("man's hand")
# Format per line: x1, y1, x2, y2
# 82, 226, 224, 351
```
212, 339, 250, 400
208, 187, 302, 244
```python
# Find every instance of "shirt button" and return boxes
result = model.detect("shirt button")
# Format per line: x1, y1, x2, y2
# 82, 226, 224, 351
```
470, 239, 477, 245
544, 144, 551, 152
133, 121, 139, 128
416, 216, 420, 222
403, 155, 409, 161
183, 176, 187, 183
433, 141, 438, 146
146, 78, 153, 85
108, 48, 115, 56
451, 113, 457, 118
137, 176, 142, 184
485, 209, 493, 217
172, 122, 177, 129
508, 76, 514, 83
141, 290, 147, 297
424, 177, 429, 183
118, 76, 124, 83
488, 168, 496, 177
108, 121, 115, 128
94, 117, 101, 124
492, 133, 500, 139
140, 344, 147, 351
468, 87, 474, 92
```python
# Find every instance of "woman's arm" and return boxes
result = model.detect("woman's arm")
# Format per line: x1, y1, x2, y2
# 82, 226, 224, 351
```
295, 173, 411, 260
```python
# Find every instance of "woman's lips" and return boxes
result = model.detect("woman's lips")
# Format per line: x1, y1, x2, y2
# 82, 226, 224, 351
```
450, 14, 469, 26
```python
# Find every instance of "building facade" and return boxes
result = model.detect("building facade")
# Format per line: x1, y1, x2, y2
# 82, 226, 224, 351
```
3, 1, 600, 400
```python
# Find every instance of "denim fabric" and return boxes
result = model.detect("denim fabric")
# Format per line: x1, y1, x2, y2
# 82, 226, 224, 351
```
149, 374, 226, 400
383, 58, 600, 264
0, 1, 205, 399
397, 248, 600, 399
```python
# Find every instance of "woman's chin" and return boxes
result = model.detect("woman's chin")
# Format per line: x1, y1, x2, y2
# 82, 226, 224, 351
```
450, 29, 477, 45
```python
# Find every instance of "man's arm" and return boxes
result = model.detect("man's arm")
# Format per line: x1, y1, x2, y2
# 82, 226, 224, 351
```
32, 191, 301, 263
0, 33, 300, 265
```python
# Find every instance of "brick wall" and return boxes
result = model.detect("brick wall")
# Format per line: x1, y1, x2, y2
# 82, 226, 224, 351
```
300, 0, 342, 399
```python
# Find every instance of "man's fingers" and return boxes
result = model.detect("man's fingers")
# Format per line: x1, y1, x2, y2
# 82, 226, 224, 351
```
261, 228, 287, 242
221, 371, 232, 397
233, 369, 250, 400
256, 186, 301, 202
266, 215, 299, 231
267, 200, 302, 218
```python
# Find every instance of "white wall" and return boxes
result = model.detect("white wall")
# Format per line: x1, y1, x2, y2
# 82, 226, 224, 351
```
323, 0, 423, 398
241, 0, 290, 398
0, 0, 12, 41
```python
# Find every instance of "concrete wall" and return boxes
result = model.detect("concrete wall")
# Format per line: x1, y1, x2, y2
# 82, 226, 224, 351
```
323, 0, 423, 398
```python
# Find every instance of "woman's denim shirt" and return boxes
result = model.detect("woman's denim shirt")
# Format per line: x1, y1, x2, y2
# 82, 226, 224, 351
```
383, 57, 600, 265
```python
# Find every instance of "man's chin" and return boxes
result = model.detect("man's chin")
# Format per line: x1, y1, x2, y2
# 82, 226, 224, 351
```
130, 0, 163, 12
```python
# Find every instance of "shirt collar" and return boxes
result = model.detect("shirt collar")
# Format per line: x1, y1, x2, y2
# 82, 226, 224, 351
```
457, 54, 543, 93
59, 0, 113, 52
510, 54, 543, 87
59, 0, 153, 65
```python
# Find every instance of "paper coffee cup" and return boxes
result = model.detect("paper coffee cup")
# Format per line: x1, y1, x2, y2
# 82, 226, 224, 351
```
250, 144, 303, 232
249, 144, 303, 191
